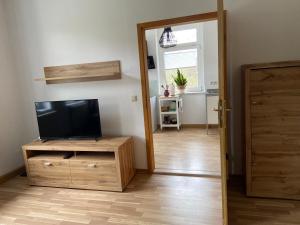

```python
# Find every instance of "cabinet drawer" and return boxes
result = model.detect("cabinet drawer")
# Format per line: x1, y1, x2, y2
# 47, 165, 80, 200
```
28, 156, 70, 187
69, 154, 120, 191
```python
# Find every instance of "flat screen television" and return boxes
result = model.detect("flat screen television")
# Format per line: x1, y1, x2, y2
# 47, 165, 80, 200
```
35, 99, 102, 140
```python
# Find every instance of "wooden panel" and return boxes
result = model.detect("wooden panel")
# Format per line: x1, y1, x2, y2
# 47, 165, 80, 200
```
28, 154, 70, 187
41, 60, 121, 84
69, 153, 120, 191
217, 1, 229, 224
117, 138, 135, 189
22, 136, 135, 192
245, 61, 300, 200
23, 137, 130, 152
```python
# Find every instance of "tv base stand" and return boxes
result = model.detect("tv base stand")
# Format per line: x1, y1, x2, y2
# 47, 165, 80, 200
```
40, 139, 49, 143
22, 137, 135, 192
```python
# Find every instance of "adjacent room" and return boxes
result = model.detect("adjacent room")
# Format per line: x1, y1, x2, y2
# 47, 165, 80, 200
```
146, 20, 221, 176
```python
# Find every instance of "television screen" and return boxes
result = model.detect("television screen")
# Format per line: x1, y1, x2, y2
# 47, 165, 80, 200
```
35, 99, 102, 140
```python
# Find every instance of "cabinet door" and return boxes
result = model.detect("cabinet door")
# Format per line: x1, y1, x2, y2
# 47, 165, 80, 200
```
28, 156, 70, 187
247, 65, 300, 199
69, 154, 120, 191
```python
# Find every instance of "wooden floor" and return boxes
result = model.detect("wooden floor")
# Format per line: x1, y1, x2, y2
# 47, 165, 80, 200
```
153, 128, 221, 176
228, 177, 300, 225
0, 174, 223, 225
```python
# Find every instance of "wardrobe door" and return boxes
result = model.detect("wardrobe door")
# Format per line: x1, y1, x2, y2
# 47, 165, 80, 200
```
245, 63, 300, 200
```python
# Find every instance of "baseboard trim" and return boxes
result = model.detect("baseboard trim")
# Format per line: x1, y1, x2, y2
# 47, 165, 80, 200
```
136, 169, 149, 174
154, 168, 221, 178
157, 124, 219, 129
181, 124, 218, 128
0, 166, 25, 184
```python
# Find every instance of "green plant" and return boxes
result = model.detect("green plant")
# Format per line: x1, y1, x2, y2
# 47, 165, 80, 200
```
173, 69, 187, 87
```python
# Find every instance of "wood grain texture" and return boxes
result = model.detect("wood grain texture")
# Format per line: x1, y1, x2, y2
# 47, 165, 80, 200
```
69, 153, 120, 192
23, 137, 131, 152
28, 154, 71, 188
116, 139, 135, 188
138, 12, 218, 30
0, 174, 222, 225
137, 22, 155, 172
228, 176, 300, 225
153, 128, 221, 177
23, 137, 135, 192
38, 61, 121, 84
244, 61, 300, 200
217, 1, 229, 224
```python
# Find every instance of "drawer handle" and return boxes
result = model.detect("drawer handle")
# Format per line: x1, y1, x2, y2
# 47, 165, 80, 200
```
44, 162, 53, 166
88, 163, 97, 168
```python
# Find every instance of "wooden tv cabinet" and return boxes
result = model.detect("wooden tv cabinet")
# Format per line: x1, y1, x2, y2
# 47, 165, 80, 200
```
22, 137, 135, 192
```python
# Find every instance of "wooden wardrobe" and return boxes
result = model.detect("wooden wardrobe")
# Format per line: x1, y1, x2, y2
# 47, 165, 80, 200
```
244, 61, 300, 200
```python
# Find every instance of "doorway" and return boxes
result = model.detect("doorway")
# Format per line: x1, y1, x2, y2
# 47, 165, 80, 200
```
145, 19, 221, 177
137, 12, 222, 175
137, 7, 229, 224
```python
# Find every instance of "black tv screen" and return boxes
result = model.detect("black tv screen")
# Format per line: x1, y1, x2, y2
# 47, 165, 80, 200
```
35, 99, 102, 140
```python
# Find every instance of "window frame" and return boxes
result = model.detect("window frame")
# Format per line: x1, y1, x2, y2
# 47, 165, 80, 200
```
157, 24, 205, 94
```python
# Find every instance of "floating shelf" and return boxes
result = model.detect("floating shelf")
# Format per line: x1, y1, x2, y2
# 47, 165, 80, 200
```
35, 60, 121, 84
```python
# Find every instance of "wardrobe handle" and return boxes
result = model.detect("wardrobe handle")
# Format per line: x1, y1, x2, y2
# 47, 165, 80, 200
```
44, 162, 53, 166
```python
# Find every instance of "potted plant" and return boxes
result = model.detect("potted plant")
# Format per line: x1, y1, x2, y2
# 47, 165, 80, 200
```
173, 69, 187, 94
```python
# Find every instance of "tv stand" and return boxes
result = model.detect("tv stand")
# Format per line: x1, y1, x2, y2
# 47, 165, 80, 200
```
22, 137, 135, 192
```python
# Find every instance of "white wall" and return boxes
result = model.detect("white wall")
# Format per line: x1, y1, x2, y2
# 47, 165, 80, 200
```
225, 0, 300, 174
3, 0, 216, 170
0, 0, 26, 175
4, 0, 300, 174
203, 20, 219, 89
146, 30, 159, 82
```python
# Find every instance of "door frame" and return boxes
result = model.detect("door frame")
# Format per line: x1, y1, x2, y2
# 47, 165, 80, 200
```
137, 8, 228, 225
137, 11, 219, 173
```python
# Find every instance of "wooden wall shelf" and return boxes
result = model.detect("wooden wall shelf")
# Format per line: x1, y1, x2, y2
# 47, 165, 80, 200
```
35, 60, 121, 84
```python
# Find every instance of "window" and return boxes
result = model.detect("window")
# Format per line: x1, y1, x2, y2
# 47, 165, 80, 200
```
164, 49, 198, 89
158, 25, 203, 93
172, 29, 197, 44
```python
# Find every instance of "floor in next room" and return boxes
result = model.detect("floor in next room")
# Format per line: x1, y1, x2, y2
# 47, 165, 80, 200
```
0, 174, 222, 225
153, 127, 221, 176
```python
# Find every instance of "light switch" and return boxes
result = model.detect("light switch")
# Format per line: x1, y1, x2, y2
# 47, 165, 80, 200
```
131, 95, 138, 102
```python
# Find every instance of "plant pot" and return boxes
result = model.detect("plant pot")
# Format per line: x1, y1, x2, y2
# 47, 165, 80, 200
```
177, 85, 186, 94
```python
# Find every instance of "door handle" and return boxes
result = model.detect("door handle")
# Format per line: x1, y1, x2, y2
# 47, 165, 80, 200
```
213, 100, 231, 128
213, 107, 220, 112
88, 163, 97, 168
44, 162, 53, 166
